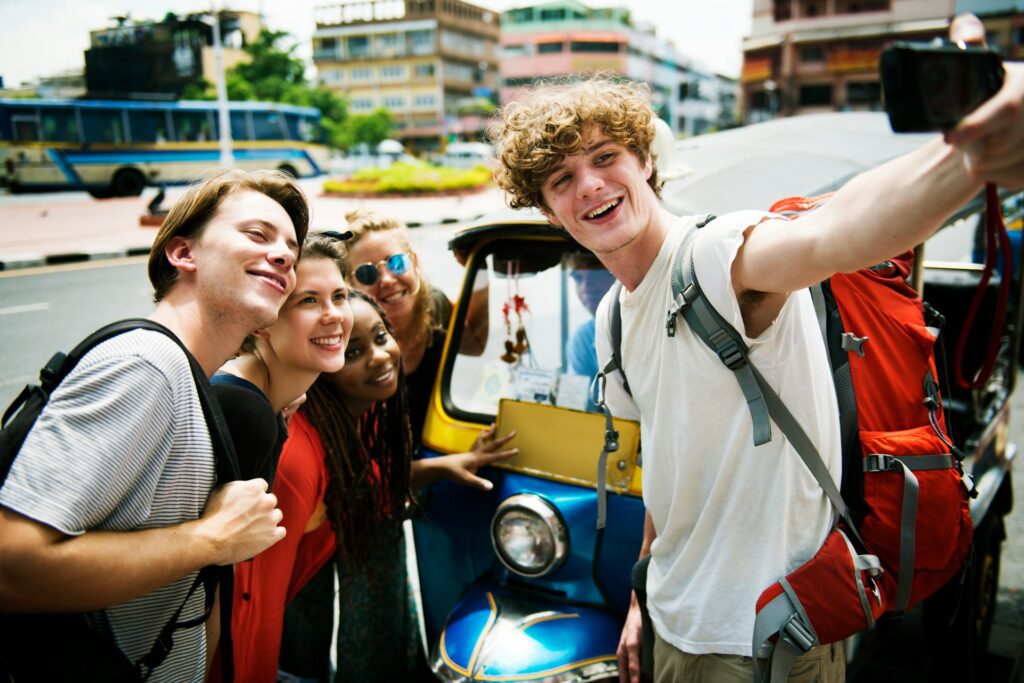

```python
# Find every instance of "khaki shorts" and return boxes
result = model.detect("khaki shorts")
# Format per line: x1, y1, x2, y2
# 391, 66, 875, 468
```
653, 630, 845, 683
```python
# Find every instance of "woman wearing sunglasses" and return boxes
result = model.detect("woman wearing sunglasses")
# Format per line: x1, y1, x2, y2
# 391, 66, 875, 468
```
342, 208, 451, 441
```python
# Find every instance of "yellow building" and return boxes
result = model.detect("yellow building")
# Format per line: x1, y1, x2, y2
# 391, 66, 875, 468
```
313, 0, 500, 152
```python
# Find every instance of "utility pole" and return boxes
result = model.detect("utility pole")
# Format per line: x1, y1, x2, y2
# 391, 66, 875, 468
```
211, 1, 234, 167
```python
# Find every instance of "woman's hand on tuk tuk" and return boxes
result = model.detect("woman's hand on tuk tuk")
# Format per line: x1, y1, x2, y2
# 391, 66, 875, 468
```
447, 424, 518, 491
617, 590, 644, 683
411, 424, 518, 491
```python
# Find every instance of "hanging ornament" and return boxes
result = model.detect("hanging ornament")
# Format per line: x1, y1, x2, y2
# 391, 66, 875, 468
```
500, 262, 530, 364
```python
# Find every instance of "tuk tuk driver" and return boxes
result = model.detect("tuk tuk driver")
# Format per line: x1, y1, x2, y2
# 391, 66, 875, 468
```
488, 57, 1024, 683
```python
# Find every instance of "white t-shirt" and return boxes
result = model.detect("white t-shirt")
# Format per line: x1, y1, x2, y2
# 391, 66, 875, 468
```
595, 212, 841, 656
1, 329, 216, 682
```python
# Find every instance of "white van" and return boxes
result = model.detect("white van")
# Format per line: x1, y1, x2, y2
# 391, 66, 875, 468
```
440, 142, 494, 169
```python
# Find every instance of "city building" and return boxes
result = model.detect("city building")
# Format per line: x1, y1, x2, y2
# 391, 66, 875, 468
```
741, 0, 950, 121
499, 1, 738, 137
956, 0, 1024, 60
312, 0, 500, 152
85, 10, 261, 100
0, 69, 86, 99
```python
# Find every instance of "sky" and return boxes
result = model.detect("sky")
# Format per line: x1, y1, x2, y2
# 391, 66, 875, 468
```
0, 0, 753, 88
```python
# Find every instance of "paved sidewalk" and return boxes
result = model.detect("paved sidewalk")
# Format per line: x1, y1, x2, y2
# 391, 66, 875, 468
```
0, 181, 507, 269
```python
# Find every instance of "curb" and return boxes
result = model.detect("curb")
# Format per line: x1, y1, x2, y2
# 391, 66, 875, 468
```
407, 213, 484, 228
0, 246, 151, 271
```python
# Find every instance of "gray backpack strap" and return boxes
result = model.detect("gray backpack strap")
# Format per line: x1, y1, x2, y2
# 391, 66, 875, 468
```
668, 223, 773, 446
590, 281, 626, 530
666, 220, 865, 546
604, 281, 631, 398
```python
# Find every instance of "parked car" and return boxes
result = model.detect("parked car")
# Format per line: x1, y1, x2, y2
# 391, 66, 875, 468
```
438, 141, 495, 169
413, 112, 1020, 681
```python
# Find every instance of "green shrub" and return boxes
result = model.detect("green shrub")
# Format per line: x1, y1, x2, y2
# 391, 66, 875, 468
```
324, 162, 492, 195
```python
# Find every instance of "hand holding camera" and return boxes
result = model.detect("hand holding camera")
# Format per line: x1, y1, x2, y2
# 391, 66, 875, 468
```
880, 14, 1024, 188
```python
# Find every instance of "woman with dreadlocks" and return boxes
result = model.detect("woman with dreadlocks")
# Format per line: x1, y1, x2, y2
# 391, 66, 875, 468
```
277, 292, 516, 682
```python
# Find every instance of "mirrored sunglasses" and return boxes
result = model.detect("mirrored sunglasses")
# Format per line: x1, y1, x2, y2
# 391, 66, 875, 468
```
354, 252, 412, 286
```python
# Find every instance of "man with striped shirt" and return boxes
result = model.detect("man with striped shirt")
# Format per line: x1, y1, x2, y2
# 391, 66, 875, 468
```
0, 170, 308, 681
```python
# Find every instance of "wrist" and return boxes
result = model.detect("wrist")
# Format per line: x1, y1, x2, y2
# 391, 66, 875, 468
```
180, 517, 221, 568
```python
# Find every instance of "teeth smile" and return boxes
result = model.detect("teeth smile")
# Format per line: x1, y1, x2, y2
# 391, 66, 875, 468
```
586, 199, 620, 219
312, 336, 341, 346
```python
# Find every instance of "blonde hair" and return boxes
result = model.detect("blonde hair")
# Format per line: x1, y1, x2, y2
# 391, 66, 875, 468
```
343, 208, 442, 344
489, 75, 661, 211
149, 169, 309, 301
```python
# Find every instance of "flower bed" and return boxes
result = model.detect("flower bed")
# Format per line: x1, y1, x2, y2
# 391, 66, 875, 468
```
322, 162, 492, 197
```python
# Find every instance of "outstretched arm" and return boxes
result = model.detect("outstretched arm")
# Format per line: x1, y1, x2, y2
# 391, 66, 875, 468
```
412, 424, 518, 491
734, 134, 980, 300
0, 479, 285, 613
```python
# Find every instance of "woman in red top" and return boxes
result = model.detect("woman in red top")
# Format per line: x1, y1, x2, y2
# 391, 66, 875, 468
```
237, 292, 515, 682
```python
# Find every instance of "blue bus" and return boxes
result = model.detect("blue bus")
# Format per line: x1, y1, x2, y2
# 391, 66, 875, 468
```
0, 99, 330, 197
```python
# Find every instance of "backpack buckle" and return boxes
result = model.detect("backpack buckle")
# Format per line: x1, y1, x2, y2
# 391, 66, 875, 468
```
665, 291, 690, 338
717, 339, 746, 370
863, 453, 896, 472
779, 613, 815, 654
604, 428, 620, 452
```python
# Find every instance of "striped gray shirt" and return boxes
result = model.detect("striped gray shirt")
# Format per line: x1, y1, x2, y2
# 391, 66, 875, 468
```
1, 329, 216, 683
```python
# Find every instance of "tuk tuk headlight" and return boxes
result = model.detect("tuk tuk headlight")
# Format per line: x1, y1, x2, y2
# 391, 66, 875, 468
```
491, 494, 568, 577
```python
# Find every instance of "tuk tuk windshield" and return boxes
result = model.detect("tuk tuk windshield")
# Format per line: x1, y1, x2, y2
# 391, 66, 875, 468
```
448, 241, 616, 419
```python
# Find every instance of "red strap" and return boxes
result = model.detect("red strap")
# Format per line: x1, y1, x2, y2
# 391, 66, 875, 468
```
952, 184, 1012, 390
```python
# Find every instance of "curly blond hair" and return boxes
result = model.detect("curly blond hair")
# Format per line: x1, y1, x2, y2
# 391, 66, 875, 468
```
342, 208, 442, 345
489, 75, 661, 211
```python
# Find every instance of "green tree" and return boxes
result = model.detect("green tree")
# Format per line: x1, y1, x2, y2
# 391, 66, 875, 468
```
183, 27, 351, 148
231, 29, 306, 102
338, 109, 396, 149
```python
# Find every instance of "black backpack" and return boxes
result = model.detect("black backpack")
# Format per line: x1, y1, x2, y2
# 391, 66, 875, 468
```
0, 319, 240, 682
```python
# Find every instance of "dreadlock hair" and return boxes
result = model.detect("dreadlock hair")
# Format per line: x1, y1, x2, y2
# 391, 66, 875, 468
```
300, 290, 414, 565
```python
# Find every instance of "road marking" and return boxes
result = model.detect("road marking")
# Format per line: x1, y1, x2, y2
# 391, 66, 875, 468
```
0, 302, 51, 316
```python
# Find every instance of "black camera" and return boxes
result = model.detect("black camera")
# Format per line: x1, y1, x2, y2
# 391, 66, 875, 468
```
880, 41, 1005, 132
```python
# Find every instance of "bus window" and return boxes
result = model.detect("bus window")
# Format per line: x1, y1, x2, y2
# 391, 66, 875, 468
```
302, 118, 324, 143
252, 111, 285, 140
284, 113, 302, 140
230, 111, 251, 141
12, 116, 39, 142
39, 108, 79, 142
128, 109, 170, 143
81, 109, 125, 144
173, 110, 212, 141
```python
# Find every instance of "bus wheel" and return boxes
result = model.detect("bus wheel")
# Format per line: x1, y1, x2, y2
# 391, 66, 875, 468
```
278, 164, 299, 179
112, 169, 146, 197
88, 187, 114, 199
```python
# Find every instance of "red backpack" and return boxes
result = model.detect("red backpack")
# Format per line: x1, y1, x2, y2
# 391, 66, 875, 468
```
603, 205, 974, 682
